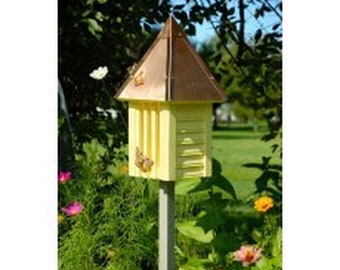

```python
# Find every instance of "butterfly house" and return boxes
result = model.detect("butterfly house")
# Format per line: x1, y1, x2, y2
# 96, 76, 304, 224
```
115, 16, 226, 181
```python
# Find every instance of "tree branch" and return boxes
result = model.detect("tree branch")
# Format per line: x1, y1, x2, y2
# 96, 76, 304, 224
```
237, 0, 246, 60
195, 0, 246, 74
262, 0, 282, 21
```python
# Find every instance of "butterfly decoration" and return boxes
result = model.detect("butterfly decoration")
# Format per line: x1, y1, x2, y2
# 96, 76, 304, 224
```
135, 147, 154, 173
134, 71, 144, 86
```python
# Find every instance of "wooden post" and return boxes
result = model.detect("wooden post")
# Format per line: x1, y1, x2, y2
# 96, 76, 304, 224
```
159, 180, 175, 270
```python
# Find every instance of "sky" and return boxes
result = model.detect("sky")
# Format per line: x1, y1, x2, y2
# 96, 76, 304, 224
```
170, 0, 281, 45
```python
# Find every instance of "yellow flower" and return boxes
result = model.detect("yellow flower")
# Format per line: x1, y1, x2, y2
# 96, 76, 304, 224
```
121, 165, 129, 174
107, 250, 115, 259
254, 196, 274, 213
58, 214, 64, 224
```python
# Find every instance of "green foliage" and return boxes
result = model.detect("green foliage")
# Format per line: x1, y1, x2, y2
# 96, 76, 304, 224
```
58, 141, 159, 270
244, 156, 282, 206
59, 0, 282, 155
194, 0, 282, 142
176, 220, 213, 244
178, 258, 215, 270
249, 226, 282, 270
58, 0, 172, 156
189, 159, 237, 200
176, 158, 282, 270
212, 124, 281, 200
59, 127, 282, 269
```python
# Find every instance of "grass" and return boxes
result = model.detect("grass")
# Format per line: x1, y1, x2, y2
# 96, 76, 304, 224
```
212, 123, 281, 199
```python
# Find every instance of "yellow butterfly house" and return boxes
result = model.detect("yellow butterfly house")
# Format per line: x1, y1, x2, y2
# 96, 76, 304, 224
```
115, 16, 226, 181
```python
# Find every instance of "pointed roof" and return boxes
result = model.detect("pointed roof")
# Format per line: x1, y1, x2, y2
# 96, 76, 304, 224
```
115, 16, 226, 102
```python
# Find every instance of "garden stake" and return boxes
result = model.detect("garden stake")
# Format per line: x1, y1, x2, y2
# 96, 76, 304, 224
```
115, 16, 226, 270
159, 181, 175, 270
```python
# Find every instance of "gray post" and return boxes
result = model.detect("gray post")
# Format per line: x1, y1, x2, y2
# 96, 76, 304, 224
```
159, 180, 175, 270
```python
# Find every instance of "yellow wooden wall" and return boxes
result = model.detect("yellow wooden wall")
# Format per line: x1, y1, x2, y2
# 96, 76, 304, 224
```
174, 104, 212, 179
128, 102, 212, 181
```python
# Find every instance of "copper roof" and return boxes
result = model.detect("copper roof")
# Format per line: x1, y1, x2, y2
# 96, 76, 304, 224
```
115, 16, 226, 102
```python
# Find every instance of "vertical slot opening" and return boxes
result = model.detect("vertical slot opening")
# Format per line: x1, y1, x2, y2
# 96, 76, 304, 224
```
142, 103, 147, 154
139, 103, 144, 152
155, 103, 160, 171
146, 102, 151, 157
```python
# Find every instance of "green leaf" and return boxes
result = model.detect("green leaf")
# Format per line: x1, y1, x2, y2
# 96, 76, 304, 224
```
224, 76, 234, 88
243, 157, 271, 169
174, 4, 185, 10
243, 162, 264, 169
223, 203, 260, 221
272, 227, 282, 257
262, 132, 278, 142
87, 18, 103, 32
251, 229, 262, 242
212, 158, 222, 174
268, 164, 282, 171
211, 174, 237, 200
255, 255, 282, 270
185, 23, 196, 36
176, 220, 213, 243
255, 29, 262, 43
228, 7, 235, 15
211, 232, 240, 254
81, 9, 91, 17
176, 11, 188, 24
83, 18, 103, 39
189, 178, 212, 194
201, 194, 228, 211
179, 258, 213, 270
272, 23, 281, 31
94, 11, 105, 22
86, 0, 95, 5
271, 143, 279, 153
143, 23, 151, 32
82, 139, 107, 162
197, 209, 226, 232
255, 174, 269, 191
176, 178, 201, 195
267, 170, 281, 181
262, 4, 271, 12
254, 8, 264, 18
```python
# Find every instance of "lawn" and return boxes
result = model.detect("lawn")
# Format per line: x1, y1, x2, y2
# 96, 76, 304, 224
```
175, 123, 281, 200
212, 123, 281, 199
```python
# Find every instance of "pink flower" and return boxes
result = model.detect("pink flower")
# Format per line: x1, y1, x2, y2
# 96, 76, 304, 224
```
234, 245, 261, 267
58, 171, 72, 184
61, 201, 83, 216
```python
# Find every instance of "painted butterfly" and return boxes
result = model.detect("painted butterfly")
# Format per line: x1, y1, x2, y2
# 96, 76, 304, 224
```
134, 71, 144, 86
135, 147, 154, 173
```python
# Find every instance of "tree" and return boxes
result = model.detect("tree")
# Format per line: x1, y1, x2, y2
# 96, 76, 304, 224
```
190, 0, 282, 140
58, 0, 172, 161
59, 0, 282, 158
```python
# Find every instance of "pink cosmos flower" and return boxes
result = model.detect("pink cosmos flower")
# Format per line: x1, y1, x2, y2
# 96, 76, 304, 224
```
58, 171, 72, 184
234, 245, 261, 267
61, 201, 83, 216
